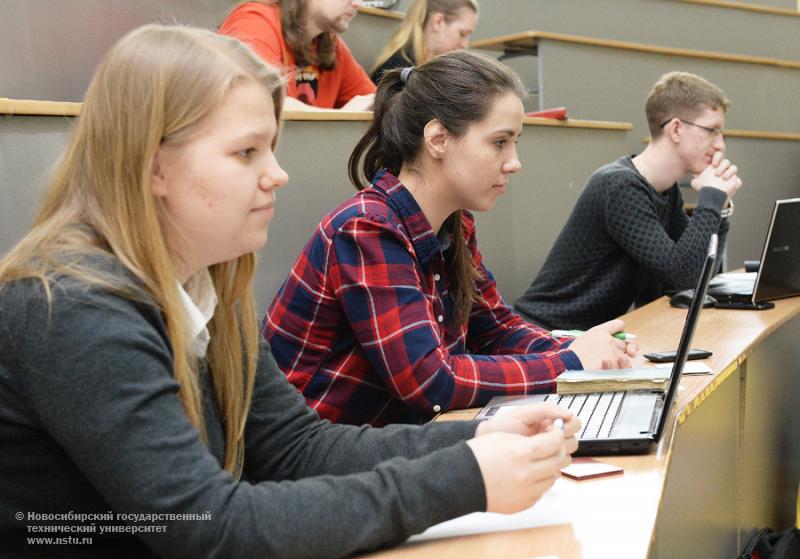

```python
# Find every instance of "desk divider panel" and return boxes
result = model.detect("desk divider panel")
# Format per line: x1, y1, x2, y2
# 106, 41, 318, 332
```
469, 0, 800, 61
0, 108, 631, 314
739, 319, 800, 536
5, 109, 800, 314
5, 108, 800, 315
535, 39, 800, 136
0, 115, 73, 256
655, 372, 740, 558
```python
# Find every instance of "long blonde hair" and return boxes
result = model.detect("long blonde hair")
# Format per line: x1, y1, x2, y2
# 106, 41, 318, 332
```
371, 0, 478, 72
0, 24, 284, 477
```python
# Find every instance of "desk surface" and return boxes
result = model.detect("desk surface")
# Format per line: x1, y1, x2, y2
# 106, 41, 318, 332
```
359, 295, 800, 559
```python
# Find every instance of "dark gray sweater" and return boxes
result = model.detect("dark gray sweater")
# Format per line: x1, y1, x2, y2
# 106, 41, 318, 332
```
514, 156, 729, 330
0, 266, 484, 558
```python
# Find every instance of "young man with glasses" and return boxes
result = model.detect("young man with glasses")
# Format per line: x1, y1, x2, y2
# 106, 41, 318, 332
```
514, 71, 741, 330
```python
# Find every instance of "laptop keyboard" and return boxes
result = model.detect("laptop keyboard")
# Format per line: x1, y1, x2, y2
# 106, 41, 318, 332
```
544, 392, 624, 439
708, 277, 755, 298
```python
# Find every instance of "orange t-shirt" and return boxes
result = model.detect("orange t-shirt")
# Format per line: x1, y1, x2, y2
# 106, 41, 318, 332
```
219, 3, 376, 108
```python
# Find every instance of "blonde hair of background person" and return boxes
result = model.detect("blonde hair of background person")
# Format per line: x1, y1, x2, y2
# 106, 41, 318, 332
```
0, 24, 284, 476
371, 0, 478, 77
0, 23, 580, 558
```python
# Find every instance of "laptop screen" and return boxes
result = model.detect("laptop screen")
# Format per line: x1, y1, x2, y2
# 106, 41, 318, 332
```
653, 234, 718, 439
753, 198, 800, 303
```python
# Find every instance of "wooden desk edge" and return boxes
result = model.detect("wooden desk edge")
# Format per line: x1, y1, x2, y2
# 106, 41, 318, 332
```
670, 0, 800, 18
0, 98, 81, 117
284, 111, 633, 131
523, 116, 631, 131
642, 129, 800, 142
471, 30, 800, 70
5, 100, 796, 140
282, 109, 373, 121
0, 101, 631, 132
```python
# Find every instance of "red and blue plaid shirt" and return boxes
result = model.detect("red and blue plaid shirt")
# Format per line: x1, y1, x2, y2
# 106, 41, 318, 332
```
264, 171, 581, 425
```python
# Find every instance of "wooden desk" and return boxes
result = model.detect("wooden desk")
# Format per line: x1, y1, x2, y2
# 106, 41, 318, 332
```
359, 296, 800, 558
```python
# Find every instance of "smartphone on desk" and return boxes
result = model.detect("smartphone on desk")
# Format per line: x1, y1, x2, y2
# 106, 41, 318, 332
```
643, 349, 712, 363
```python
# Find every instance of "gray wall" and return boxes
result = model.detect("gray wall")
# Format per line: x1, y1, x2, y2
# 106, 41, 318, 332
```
530, 39, 800, 151
746, 0, 798, 8
470, 0, 800, 60
343, 9, 401, 72
4, 0, 798, 100
0, 0, 236, 102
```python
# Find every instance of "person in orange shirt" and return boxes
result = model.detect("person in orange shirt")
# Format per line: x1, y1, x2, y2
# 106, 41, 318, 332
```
220, 0, 375, 111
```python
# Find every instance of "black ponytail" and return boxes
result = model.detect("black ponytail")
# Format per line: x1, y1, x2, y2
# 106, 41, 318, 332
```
348, 67, 407, 190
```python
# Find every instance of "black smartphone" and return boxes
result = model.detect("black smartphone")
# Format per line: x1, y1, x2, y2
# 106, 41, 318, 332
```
643, 349, 713, 363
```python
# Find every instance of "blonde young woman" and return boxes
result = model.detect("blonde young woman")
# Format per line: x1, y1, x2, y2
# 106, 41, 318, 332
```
0, 24, 580, 558
370, 0, 478, 83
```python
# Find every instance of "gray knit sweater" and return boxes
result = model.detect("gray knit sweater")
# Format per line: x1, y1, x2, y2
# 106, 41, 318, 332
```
0, 261, 483, 558
514, 156, 729, 330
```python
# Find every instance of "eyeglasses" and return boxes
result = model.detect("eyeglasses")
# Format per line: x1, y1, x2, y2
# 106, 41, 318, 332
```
660, 117, 724, 137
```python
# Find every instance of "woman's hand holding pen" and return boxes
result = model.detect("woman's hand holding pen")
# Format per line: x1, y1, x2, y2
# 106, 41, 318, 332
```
568, 319, 639, 370
469, 403, 580, 513
475, 401, 579, 438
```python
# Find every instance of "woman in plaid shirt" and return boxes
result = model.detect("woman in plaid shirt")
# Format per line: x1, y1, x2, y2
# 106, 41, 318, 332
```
265, 51, 637, 426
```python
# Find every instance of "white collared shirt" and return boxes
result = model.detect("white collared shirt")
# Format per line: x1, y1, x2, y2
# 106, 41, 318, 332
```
176, 270, 218, 358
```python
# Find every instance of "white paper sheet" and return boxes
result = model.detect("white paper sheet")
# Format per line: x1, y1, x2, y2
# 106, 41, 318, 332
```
408, 481, 573, 542
654, 361, 713, 375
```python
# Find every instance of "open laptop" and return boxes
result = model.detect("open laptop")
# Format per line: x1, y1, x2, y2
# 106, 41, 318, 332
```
709, 198, 800, 310
476, 235, 718, 455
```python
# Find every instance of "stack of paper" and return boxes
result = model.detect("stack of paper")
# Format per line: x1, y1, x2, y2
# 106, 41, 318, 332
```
556, 368, 670, 394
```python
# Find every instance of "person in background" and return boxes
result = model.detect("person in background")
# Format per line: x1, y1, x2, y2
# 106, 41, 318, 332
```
0, 24, 581, 559
265, 51, 636, 427
370, 0, 478, 83
514, 71, 741, 331
220, 0, 375, 110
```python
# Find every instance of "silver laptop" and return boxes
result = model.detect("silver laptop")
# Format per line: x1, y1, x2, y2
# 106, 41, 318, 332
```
710, 198, 800, 310
476, 235, 718, 455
